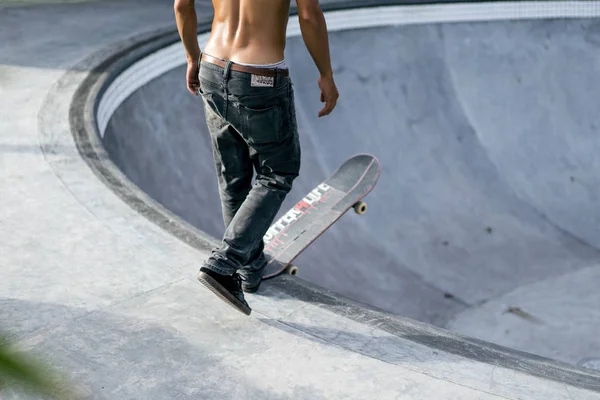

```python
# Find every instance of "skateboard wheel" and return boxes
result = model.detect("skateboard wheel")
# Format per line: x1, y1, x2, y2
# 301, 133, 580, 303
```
353, 201, 367, 215
287, 265, 299, 275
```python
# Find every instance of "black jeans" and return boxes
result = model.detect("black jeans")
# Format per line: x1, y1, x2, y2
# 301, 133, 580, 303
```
198, 59, 301, 276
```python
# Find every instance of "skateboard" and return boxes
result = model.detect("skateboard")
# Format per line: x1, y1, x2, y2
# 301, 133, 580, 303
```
261, 153, 381, 279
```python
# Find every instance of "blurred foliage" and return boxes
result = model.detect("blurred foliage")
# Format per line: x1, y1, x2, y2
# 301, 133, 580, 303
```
0, 333, 77, 399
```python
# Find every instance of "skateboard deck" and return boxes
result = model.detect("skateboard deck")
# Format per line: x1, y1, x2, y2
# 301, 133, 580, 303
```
261, 153, 381, 279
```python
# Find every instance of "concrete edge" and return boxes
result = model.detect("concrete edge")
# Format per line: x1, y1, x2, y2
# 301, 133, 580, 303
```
69, 25, 220, 253
55, 0, 600, 393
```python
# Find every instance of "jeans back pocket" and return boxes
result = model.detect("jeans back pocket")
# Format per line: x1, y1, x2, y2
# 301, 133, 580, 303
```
239, 102, 283, 145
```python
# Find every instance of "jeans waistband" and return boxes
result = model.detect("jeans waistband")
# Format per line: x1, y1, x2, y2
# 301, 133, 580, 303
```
201, 53, 289, 77
200, 57, 291, 92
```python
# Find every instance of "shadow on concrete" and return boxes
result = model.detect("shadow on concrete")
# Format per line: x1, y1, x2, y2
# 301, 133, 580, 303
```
0, 297, 289, 400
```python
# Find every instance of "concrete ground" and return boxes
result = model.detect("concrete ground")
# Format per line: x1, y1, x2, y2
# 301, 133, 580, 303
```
2, 0, 600, 399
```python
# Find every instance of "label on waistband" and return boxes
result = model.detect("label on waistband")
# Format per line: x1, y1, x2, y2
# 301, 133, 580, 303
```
251, 74, 274, 87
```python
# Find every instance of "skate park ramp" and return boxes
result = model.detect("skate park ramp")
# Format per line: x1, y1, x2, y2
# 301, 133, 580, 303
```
97, 3, 600, 368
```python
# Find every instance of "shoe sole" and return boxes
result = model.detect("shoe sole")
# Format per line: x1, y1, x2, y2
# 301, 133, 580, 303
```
197, 271, 252, 316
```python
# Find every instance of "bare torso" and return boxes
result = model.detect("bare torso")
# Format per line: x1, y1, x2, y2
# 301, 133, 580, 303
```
203, 0, 291, 64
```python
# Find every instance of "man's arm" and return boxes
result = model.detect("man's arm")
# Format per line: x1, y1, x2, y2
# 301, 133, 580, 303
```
174, 0, 201, 94
296, 0, 332, 78
296, 0, 339, 117
174, 0, 200, 63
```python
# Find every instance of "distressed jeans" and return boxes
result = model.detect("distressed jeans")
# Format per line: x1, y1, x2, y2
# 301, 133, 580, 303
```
198, 59, 301, 276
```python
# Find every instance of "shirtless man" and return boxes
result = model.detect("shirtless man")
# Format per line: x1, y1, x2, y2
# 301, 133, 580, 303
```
174, 0, 339, 315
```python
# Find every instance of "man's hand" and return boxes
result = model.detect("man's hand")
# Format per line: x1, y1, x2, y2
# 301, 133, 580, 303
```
187, 61, 200, 96
317, 75, 339, 117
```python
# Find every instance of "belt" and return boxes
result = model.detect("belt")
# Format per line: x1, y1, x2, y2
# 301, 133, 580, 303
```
201, 53, 289, 77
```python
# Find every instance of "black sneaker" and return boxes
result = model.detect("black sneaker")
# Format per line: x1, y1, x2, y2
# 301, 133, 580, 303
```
197, 267, 251, 316
239, 260, 267, 293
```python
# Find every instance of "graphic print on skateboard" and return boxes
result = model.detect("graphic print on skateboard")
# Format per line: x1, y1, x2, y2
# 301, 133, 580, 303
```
261, 153, 381, 279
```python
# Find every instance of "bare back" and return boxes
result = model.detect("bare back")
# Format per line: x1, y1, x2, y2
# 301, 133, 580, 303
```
203, 0, 291, 64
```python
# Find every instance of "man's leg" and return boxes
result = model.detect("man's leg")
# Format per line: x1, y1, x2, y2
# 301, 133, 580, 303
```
199, 73, 300, 314
209, 121, 267, 292
201, 80, 300, 277
209, 124, 253, 231
203, 159, 298, 273
198, 133, 298, 314
197, 83, 255, 315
